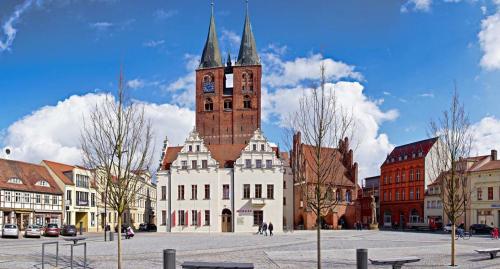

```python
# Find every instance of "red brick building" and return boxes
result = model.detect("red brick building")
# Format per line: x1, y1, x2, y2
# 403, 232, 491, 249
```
379, 138, 439, 228
291, 133, 359, 229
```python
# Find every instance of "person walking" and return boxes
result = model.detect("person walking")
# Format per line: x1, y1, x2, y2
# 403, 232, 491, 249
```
262, 222, 268, 236
256, 223, 262, 235
269, 222, 274, 236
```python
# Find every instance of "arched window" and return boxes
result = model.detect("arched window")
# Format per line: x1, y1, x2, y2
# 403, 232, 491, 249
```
345, 190, 352, 202
223, 99, 232, 110
242, 71, 253, 91
202, 74, 215, 93
243, 95, 251, 109
205, 98, 213, 111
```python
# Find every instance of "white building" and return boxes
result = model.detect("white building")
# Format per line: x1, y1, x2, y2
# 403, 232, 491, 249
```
156, 129, 284, 233
0, 158, 63, 229
42, 160, 99, 232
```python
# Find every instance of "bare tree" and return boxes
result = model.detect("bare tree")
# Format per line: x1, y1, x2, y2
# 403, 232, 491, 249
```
287, 65, 355, 269
429, 89, 473, 267
81, 72, 153, 269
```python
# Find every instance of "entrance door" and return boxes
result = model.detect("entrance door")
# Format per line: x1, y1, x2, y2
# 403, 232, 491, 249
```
221, 209, 232, 232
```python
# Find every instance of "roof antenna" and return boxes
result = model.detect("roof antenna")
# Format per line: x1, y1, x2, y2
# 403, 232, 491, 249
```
211, 0, 214, 15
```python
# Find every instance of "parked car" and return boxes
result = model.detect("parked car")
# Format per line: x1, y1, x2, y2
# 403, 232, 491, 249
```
1, 224, 20, 238
60, 225, 77, 236
139, 223, 157, 232
470, 224, 493, 234
43, 223, 60, 237
24, 225, 42, 238
443, 224, 453, 233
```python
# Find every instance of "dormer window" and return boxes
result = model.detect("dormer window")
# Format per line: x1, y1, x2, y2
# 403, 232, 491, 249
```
7, 178, 23, 184
205, 98, 213, 111
36, 180, 50, 187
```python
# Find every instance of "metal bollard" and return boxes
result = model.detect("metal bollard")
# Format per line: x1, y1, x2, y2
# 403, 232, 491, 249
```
80, 221, 83, 235
356, 248, 368, 269
109, 230, 114, 241
163, 249, 176, 269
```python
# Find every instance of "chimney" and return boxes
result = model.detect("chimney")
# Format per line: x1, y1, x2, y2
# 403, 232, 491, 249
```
492, 150, 498, 161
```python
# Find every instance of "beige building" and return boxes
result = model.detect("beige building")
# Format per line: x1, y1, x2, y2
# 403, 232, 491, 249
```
42, 160, 99, 232
468, 150, 500, 227
424, 179, 443, 228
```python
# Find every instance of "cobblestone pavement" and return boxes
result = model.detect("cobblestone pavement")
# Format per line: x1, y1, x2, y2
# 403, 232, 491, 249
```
1, 230, 500, 268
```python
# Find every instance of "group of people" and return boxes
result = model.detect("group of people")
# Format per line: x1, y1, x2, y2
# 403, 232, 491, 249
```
256, 222, 274, 236
354, 221, 363, 230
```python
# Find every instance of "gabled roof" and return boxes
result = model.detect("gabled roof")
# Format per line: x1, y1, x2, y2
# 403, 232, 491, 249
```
0, 158, 62, 194
471, 160, 500, 172
161, 146, 183, 170
42, 160, 75, 185
236, 5, 260, 66
383, 137, 438, 165
199, 4, 223, 69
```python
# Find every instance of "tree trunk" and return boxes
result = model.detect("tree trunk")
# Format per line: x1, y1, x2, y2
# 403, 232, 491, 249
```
317, 214, 321, 269
451, 223, 456, 266
117, 214, 122, 269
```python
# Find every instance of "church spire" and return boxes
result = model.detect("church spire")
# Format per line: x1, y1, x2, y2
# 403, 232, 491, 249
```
199, 1, 223, 69
236, 0, 260, 66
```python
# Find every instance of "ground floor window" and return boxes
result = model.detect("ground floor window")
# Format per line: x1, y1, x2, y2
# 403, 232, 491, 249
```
161, 210, 167, 225
191, 210, 198, 226
410, 209, 420, 223
204, 210, 210, 226
253, 210, 263, 226
91, 213, 95, 226
179, 210, 185, 226
384, 211, 392, 224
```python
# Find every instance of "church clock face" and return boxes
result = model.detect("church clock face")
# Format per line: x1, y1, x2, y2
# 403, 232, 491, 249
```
203, 81, 215, 93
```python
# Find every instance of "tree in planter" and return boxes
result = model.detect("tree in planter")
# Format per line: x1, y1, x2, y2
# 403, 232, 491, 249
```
81, 73, 153, 269
428, 90, 473, 267
287, 65, 355, 269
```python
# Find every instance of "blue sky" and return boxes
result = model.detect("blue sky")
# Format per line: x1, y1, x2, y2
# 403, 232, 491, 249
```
1, 0, 500, 179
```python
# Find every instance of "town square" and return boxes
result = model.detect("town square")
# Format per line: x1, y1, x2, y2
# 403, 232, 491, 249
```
1, 0, 500, 268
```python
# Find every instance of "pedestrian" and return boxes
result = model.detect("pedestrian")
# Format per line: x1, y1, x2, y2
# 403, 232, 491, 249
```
256, 223, 262, 235
262, 222, 268, 236
269, 222, 274, 236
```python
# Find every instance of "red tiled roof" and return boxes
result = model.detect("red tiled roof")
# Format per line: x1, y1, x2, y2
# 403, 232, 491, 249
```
207, 144, 246, 168
383, 137, 438, 165
42, 160, 75, 185
0, 158, 63, 194
161, 146, 182, 170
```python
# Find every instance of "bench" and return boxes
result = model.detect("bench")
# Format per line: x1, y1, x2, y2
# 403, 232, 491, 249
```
475, 248, 500, 259
369, 256, 421, 269
181, 261, 254, 269
63, 237, 86, 245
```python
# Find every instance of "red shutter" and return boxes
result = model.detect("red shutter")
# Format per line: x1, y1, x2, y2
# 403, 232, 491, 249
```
185, 211, 189, 226
198, 211, 202, 227
171, 211, 176, 227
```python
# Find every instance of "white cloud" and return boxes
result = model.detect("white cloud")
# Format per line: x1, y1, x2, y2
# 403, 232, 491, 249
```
0, 93, 194, 168
89, 21, 113, 30
220, 30, 241, 49
471, 116, 500, 155
479, 11, 500, 70
0, 0, 38, 52
264, 81, 398, 180
383, 91, 391, 96
262, 53, 363, 87
154, 9, 178, 20
127, 79, 145, 89
143, 40, 165, 48
419, 92, 435, 98
162, 54, 199, 107
401, 0, 432, 13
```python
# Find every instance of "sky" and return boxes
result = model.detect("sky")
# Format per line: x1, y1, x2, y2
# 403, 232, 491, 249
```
1, 0, 500, 181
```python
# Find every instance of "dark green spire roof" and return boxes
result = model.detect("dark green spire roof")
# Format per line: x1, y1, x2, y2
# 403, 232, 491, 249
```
236, 4, 260, 66
199, 3, 223, 69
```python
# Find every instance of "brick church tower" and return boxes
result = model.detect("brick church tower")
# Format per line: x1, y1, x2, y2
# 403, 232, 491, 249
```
195, 3, 261, 145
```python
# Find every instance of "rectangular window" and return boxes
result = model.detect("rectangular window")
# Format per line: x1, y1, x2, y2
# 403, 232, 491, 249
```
202, 160, 208, 169
76, 191, 89, 206
178, 185, 185, 200
245, 159, 252, 168
478, 188, 483, 200
5, 191, 11, 202
388, 176, 392, 184
52, 196, 57, 205
395, 191, 399, 201
410, 189, 414, 200
267, 184, 274, 199
178, 210, 185, 226
260, 144, 265, 151
161, 186, 167, 200
253, 210, 263, 226
243, 184, 250, 199
196, 145, 200, 152
427, 201, 431, 208
488, 187, 493, 200
255, 184, 262, 199
91, 213, 95, 226
91, 193, 95, 207
252, 144, 257, 151
384, 191, 387, 201
266, 160, 272, 168
44, 195, 50, 204
191, 210, 198, 226
256, 160, 262, 168
75, 174, 90, 188
15, 192, 20, 203
192, 160, 197, 169
161, 210, 167, 225
396, 172, 400, 183
181, 161, 187, 170
283, 197, 286, 205
188, 145, 193, 152
410, 169, 414, 181
384, 176, 387, 185
66, 190, 72, 205
24, 193, 30, 203
402, 190, 406, 201
204, 210, 210, 226
36, 194, 41, 204
204, 184, 210, 199
416, 189, 420, 199
402, 170, 406, 181
283, 180, 287, 189
389, 191, 392, 201
223, 184, 230, 200
416, 169, 421, 180
192, 185, 198, 200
